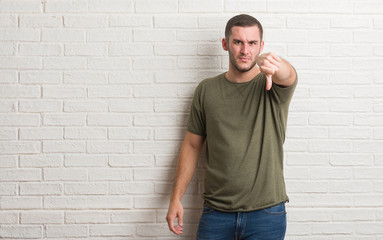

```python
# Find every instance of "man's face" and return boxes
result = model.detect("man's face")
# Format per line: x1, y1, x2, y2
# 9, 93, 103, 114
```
223, 26, 264, 73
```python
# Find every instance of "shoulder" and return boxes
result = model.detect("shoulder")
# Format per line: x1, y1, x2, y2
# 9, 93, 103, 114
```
197, 73, 224, 90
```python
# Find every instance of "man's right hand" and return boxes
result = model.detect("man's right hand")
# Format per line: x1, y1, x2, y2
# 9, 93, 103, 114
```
166, 200, 184, 235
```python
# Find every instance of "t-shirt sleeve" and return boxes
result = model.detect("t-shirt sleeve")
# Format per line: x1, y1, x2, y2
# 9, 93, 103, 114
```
186, 85, 206, 136
270, 67, 298, 104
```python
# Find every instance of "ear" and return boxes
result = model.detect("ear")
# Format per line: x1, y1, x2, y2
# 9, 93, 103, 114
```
222, 38, 228, 51
260, 40, 265, 53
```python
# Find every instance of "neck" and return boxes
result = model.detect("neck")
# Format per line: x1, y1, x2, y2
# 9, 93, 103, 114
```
225, 65, 261, 83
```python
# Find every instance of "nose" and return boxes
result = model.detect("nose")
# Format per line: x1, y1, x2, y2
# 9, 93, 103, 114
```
240, 43, 249, 54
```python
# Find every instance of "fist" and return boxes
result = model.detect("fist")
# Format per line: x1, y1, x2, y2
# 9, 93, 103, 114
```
256, 53, 281, 90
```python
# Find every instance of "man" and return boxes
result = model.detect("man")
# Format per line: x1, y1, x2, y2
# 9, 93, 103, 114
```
166, 14, 297, 240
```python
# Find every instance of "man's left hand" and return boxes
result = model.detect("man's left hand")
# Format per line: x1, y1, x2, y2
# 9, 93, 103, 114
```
256, 53, 281, 90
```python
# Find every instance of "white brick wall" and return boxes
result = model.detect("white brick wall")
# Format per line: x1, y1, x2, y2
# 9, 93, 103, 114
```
0, 0, 382, 239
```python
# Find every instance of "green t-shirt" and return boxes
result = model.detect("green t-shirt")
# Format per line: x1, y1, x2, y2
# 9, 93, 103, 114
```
187, 71, 297, 212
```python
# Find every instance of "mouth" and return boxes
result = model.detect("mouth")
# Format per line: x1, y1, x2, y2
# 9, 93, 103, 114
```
238, 57, 250, 62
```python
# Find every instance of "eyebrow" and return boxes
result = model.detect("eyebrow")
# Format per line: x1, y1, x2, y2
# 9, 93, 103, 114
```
232, 39, 258, 43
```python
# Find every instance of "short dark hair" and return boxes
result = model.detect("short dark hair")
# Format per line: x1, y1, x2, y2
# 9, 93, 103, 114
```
225, 14, 263, 41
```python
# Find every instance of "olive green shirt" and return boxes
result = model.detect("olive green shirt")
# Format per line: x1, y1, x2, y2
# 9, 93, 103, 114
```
187, 72, 297, 212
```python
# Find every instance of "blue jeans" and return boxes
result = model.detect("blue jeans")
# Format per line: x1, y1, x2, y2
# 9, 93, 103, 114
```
196, 202, 287, 240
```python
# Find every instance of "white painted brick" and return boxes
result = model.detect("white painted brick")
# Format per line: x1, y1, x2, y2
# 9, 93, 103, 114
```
134, 141, 180, 154
375, 46, 383, 56
177, 30, 220, 42
0, 101, 16, 113
0, 43, 16, 56
20, 127, 62, 140
267, 0, 309, 13
0, 57, 41, 69
374, 128, 383, 139
0, 211, 18, 224
287, 16, 330, 29
90, 224, 135, 237
109, 71, 153, 84
111, 210, 155, 223
0, 29, 40, 41
0, 183, 17, 195
87, 141, 130, 153
44, 57, 86, 70
109, 155, 153, 167
0, 128, 17, 140
134, 85, 177, 98
308, 139, 352, 153
355, 1, 383, 14
134, 57, 175, 70
65, 127, 107, 140
109, 43, 153, 56
109, 127, 151, 140
46, 225, 87, 238
20, 15, 62, 27
64, 71, 107, 84
20, 154, 63, 167
45, 0, 87, 13
310, 168, 352, 180
197, 44, 225, 56
0, 196, 42, 209
354, 114, 383, 126
330, 181, 372, 193
331, 15, 372, 28
109, 15, 152, 27
19, 100, 61, 113
65, 154, 107, 167
64, 15, 107, 28
88, 196, 132, 209
88, 57, 131, 70
155, 15, 197, 29
89, 168, 132, 181
64, 100, 108, 112
109, 182, 153, 194
44, 196, 87, 209
309, 0, 353, 13
265, 30, 307, 43
155, 154, 178, 167
20, 71, 61, 84
20, 183, 62, 195
44, 168, 87, 181
109, 100, 153, 112
88, 85, 132, 98
288, 45, 328, 57
0, 141, 40, 154
224, 0, 266, 12
357, 223, 383, 235
88, 0, 133, 12
0, 14, 17, 27
87, 113, 132, 126
43, 86, 86, 98
64, 43, 106, 56
177, 57, 220, 69
154, 100, 189, 112
355, 30, 383, 43
134, 29, 175, 42
65, 183, 108, 195
0, 71, 17, 84
288, 208, 330, 222
312, 223, 353, 235
354, 141, 383, 153
286, 153, 329, 166
43, 140, 86, 153
136, 0, 178, 13
179, 0, 222, 13
330, 72, 372, 85
0, 226, 42, 239
87, 29, 132, 42
21, 211, 63, 224
374, 16, 383, 29
283, 139, 308, 152
155, 127, 185, 140
0, 85, 40, 98
65, 211, 109, 223
0, 155, 18, 168
137, 224, 180, 237
42, 29, 84, 42
134, 169, 174, 181
287, 126, 328, 139
329, 154, 373, 166
19, 43, 62, 56
329, 127, 371, 140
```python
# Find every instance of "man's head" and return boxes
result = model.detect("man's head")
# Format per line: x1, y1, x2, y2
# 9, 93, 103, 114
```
222, 14, 264, 73
225, 14, 263, 42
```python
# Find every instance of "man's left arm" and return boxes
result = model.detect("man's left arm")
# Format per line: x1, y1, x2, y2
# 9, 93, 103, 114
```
257, 52, 297, 90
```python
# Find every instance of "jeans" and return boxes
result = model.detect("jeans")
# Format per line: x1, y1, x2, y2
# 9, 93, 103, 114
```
196, 202, 287, 240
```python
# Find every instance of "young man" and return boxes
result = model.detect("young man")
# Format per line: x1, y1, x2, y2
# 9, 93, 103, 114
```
166, 14, 297, 239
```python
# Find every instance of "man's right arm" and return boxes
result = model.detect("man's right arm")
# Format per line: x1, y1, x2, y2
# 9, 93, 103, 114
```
166, 131, 205, 235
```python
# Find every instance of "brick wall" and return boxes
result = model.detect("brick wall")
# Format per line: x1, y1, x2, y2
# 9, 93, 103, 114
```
1, 0, 383, 239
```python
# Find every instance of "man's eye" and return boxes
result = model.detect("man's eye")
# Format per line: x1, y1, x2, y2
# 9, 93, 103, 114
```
234, 41, 241, 44
249, 42, 256, 45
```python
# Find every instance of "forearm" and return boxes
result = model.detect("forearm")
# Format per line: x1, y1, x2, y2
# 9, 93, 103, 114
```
170, 134, 204, 202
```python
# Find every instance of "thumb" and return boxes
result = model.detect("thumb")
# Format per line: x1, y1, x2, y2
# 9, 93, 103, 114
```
266, 74, 272, 91
178, 212, 183, 227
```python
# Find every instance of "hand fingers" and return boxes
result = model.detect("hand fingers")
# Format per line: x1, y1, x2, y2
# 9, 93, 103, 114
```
167, 216, 177, 234
260, 65, 279, 76
266, 74, 272, 91
178, 213, 183, 227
